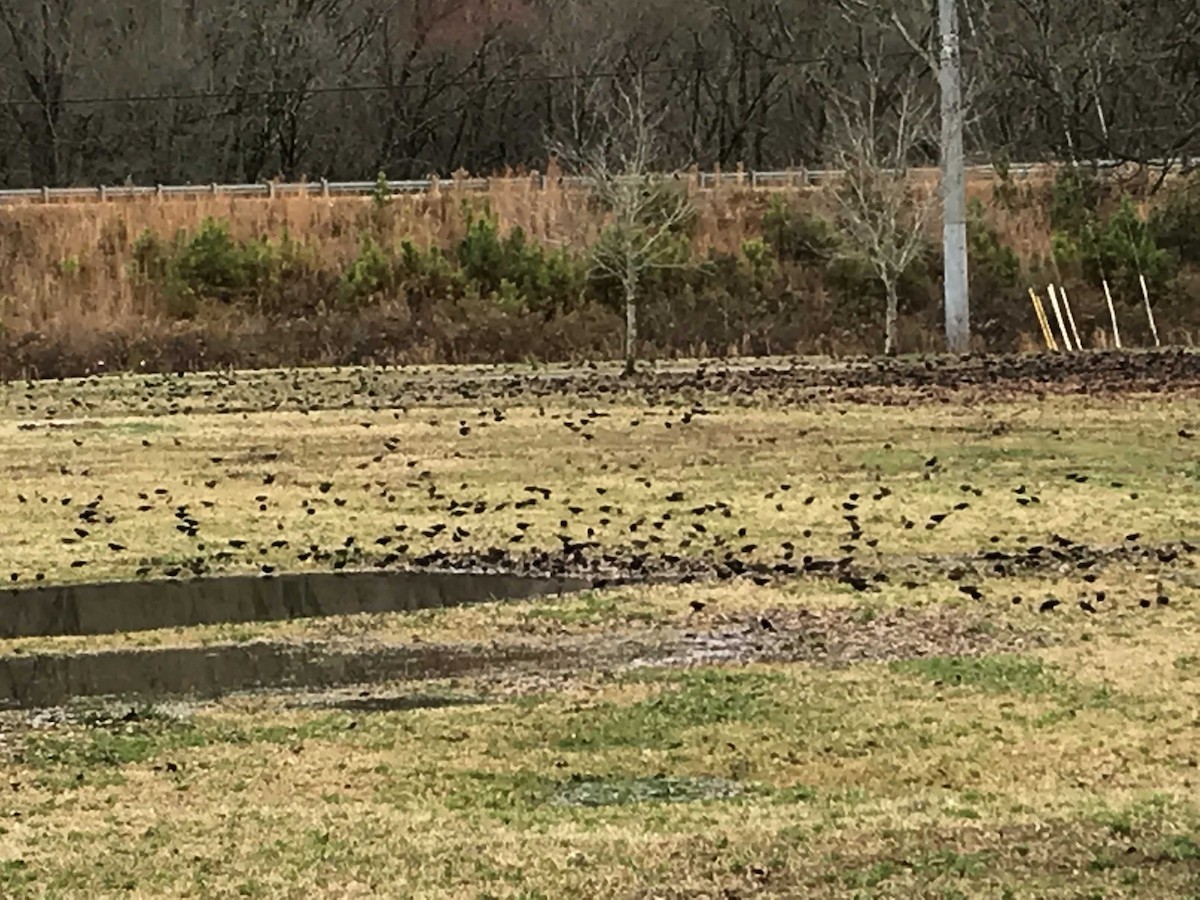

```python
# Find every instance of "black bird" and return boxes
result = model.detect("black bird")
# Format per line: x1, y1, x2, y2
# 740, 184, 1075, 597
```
689, 600, 706, 613
1038, 597, 1061, 612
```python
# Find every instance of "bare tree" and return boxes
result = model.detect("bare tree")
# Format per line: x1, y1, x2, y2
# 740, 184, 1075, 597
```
184, 0, 372, 181
537, 0, 625, 151
826, 36, 938, 356
551, 78, 694, 375
2, 0, 1198, 188
0, 0, 78, 185
966, 0, 1199, 179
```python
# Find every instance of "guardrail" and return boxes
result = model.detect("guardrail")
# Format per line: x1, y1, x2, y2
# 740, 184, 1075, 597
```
0, 162, 1061, 205
0, 159, 1172, 204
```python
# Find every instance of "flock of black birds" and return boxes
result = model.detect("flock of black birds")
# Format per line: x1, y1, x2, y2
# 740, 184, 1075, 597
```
8, 349, 1200, 420
2, 352, 1196, 618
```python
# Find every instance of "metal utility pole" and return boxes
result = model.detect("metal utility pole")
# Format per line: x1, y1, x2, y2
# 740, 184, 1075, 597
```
939, 0, 970, 353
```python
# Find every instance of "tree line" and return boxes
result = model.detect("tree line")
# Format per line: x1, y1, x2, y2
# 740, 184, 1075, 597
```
0, 0, 1197, 189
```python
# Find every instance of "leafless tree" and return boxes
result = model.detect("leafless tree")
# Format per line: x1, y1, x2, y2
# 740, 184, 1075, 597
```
0, 0, 78, 185
551, 78, 694, 375
826, 36, 938, 356
967, 0, 1199, 180
0, 0, 1197, 188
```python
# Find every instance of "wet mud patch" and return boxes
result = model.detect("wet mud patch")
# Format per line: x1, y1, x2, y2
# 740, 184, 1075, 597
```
646, 605, 1052, 669
286, 689, 488, 714
553, 774, 744, 808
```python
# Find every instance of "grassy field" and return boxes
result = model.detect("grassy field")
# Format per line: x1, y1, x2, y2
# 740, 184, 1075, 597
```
2, 360, 1200, 897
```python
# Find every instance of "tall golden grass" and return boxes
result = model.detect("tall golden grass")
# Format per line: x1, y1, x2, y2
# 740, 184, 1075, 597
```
0, 164, 1111, 337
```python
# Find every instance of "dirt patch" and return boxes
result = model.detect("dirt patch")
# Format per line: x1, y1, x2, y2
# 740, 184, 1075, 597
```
646, 605, 1051, 669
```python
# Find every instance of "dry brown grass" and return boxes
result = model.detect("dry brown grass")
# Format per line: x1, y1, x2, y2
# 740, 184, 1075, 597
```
0, 168, 1052, 336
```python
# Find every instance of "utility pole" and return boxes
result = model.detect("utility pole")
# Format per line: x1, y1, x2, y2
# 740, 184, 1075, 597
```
939, 0, 969, 353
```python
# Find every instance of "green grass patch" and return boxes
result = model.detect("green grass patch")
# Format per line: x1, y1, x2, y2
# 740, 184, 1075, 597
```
438, 770, 557, 814
1174, 654, 1200, 677
913, 848, 992, 877
16, 705, 356, 785
1155, 834, 1200, 862
855, 445, 928, 474
840, 859, 903, 889
1091, 794, 1196, 839
890, 654, 1058, 694
550, 669, 785, 752
0, 860, 33, 894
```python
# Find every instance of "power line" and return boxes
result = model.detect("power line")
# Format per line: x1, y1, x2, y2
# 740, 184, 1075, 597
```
0, 49, 945, 110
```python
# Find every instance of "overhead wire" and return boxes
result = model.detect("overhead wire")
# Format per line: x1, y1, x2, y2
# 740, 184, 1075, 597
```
0, 48, 949, 110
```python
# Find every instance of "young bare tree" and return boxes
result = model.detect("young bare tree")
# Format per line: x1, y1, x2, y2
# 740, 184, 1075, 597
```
0, 0, 79, 185
826, 36, 938, 356
551, 78, 694, 375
